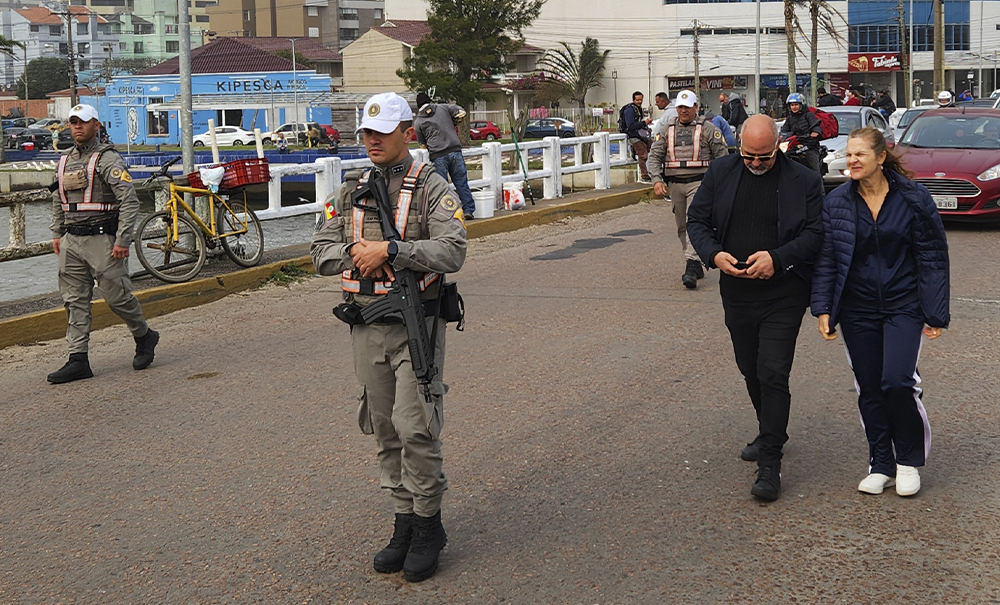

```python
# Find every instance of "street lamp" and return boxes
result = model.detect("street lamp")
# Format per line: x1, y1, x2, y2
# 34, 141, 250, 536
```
612, 69, 618, 108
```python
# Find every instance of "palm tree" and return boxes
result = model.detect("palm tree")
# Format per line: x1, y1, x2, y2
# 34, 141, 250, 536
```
1, 35, 26, 164
536, 37, 611, 134
784, 0, 806, 100
807, 0, 846, 104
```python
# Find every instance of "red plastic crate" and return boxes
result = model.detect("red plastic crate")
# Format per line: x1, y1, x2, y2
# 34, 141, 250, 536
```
185, 158, 270, 191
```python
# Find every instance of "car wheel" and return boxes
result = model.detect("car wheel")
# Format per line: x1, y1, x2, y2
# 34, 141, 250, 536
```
262, 138, 272, 145
232, 140, 244, 146
486, 133, 497, 141
193, 141, 204, 147
559, 130, 573, 138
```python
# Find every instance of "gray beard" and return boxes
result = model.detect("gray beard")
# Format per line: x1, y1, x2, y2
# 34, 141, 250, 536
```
747, 164, 772, 176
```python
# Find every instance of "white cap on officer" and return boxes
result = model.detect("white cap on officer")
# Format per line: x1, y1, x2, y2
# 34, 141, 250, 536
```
676, 90, 698, 108
357, 93, 413, 134
68, 104, 99, 123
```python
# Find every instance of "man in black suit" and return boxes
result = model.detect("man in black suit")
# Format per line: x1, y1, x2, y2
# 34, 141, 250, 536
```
686, 114, 824, 502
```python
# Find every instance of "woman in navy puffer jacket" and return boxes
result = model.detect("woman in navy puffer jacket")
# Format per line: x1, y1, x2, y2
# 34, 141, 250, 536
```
811, 127, 949, 498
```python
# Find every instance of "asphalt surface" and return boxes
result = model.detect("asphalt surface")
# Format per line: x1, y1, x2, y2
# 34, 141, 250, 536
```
2, 201, 1000, 603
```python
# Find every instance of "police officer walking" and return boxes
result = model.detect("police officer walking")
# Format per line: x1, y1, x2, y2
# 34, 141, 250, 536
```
311, 92, 467, 582
47, 104, 159, 384
648, 90, 729, 289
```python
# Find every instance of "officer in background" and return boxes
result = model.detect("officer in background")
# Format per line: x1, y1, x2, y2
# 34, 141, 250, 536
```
311, 92, 467, 583
648, 90, 729, 289
47, 104, 159, 384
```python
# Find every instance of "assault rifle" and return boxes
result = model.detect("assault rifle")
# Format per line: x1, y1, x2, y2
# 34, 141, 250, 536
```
352, 169, 438, 402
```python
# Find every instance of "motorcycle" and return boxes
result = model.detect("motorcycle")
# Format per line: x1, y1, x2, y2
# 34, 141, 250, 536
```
779, 135, 828, 176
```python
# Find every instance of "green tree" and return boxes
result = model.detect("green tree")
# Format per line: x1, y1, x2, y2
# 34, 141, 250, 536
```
398, 0, 544, 143
19, 57, 70, 101
783, 0, 806, 99
273, 50, 315, 69
535, 37, 610, 111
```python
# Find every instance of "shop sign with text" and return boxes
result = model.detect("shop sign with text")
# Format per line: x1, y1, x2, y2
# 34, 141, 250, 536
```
848, 53, 901, 72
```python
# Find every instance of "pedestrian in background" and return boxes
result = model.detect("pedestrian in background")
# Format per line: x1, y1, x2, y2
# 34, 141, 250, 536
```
844, 88, 863, 106
648, 90, 729, 289
650, 91, 677, 140
937, 90, 956, 108
725, 92, 749, 135
817, 86, 842, 107
312, 92, 467, 582
703, 107, 736, 147
47, 104, 159, 384
811, 127, 949, 497
276, 132, 289, 154
623, 91, 653, 183
687, 114, 824, 502
719, 92, 731, 123
415, 91, 478, 219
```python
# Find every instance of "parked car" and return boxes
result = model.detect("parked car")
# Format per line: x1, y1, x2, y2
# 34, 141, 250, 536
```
819, 105, 895, 188
33, 118, 62, 131
320, 124, 341, 142
894, 108, 1000, 221
893, 106, 932, 141
523, 118, 576, 138
0, 119, 13, 129
261, 122, 325, 145
55, 126, 74, 150
193, 126, 256, 147
9, 117, 37, 128
4, 127, 52, 149
470, 120, 502, 141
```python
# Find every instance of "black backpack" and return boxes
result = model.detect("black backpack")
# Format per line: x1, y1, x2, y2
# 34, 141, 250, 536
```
618, 104, 631, 134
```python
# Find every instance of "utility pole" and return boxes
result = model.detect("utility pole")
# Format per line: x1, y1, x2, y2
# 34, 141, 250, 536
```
933, 0, 944, 94
647, 51, 652, 106
291, 38, 299, 144
179, 0, 194, 178
693, 20, 701, 101
897, 0, 910, 107
63, 8, 78, 106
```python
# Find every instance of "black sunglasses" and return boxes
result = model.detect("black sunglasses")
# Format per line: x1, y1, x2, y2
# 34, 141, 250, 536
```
739, 147, 778, 162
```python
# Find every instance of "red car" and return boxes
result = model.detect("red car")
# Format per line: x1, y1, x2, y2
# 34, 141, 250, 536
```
470, 120, 501, 141
321, 125, 341, 142
896, 108, 1000, 221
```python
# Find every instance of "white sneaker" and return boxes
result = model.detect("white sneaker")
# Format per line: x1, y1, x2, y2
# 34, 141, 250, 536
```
896, 465, 921, 496
858, 473, 896, 494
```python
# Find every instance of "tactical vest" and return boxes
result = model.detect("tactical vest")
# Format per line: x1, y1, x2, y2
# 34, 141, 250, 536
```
56, 143, 117, 212
341, 162, 440, 296
664, 117, 711, 170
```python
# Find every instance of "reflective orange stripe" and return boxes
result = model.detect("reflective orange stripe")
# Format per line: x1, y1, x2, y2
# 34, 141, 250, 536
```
342, 163, 441, 295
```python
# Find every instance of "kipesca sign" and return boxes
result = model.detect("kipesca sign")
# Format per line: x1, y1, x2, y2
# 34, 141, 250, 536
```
848, 53, 902, 72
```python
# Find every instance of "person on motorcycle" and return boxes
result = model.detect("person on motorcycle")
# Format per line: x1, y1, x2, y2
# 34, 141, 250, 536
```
871, 90, 896, 118
779, 93, 823, 173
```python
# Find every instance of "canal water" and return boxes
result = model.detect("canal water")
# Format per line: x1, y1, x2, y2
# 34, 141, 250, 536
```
0, 196, 317, 303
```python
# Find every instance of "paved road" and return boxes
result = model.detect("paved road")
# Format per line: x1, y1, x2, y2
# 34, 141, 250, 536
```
2, 201, 1000, 604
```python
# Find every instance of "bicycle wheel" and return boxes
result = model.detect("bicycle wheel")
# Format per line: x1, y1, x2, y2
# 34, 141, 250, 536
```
134, 211, 207, 283
218, 199, 264, 267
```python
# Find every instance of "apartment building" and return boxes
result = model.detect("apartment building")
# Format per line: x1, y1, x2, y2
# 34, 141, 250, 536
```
207, 0, 383, 49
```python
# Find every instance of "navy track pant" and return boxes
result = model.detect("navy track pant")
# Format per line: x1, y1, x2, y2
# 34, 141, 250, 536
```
840, 310, 931, 476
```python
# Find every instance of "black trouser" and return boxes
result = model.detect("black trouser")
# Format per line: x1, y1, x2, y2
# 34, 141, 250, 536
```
723, 291, 809, 467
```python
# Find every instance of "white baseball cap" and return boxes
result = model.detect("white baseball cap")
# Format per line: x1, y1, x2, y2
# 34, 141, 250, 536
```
68, 104, 99, 122
357, 92, 413, 134
676, 90, 698, 108
937, 90, 953, 103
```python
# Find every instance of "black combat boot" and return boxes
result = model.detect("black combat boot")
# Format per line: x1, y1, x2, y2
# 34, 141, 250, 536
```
47, 353, 94, 384
403, 510, 447, 582
373, 513, 414, 573
133, 329, 159, 370
682, 259, 701, 289
692, 260, 705, 279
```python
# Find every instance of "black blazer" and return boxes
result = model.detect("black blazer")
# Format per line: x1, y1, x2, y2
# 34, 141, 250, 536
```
686, 152, 824, 284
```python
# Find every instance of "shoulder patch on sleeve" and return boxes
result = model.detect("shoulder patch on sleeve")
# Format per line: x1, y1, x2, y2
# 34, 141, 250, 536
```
441, 195, 458, 212
713, 130, 722, 140
433, 192, 462, 219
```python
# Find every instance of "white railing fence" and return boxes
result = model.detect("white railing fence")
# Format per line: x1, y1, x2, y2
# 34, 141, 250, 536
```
0, 133, 634, 261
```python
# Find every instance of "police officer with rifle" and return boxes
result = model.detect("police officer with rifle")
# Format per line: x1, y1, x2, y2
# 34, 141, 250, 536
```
311, 92, 467, 583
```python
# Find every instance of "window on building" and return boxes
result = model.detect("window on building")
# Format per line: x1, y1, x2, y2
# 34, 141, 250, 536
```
374, 9, 383, 19
165, 24, 178, 33
340, 28, 359, 42
307, 7, 318, 16
134, 41, 144, 54
196, 15, 210, 22
849, 24, 969, 52
679, 26, 786, 35
60, 43, 69, 55
77, 23, 88, 35
30, 25, 39, 33
78, 60, 89, 71
148, 107, 169, 137
243, 9, 251, 21
195, 0, 217, 6
166, 41, 179, 53
339, 7, 359, 19
91, 0, 126, 5
308, 27, 319, 37
78, 42, 90, 54
50, 25, 62, 36
120, 42, 127, 50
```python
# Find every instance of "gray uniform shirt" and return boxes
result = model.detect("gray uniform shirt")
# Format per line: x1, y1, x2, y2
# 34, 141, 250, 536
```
647, 117, 729, 181
49, 137, 140, 248
414, 103, 466, 160
311, 154, 468, 307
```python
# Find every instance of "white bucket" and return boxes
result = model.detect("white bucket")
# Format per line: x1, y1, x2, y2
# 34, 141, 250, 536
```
471, 189, 495, 219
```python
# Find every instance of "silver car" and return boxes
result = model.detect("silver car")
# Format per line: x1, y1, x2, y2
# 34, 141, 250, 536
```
821, 106, 895, 189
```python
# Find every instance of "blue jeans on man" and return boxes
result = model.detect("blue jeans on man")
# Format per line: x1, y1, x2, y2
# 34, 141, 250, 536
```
432, 151, 476, 217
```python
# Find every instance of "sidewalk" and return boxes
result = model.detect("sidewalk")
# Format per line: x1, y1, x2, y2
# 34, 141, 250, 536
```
0, 183, 653, 349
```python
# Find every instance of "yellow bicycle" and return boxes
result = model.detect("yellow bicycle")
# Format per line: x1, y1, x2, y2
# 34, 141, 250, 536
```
135, 157, 264, 283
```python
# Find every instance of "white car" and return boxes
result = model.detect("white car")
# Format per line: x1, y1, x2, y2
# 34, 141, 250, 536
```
820, 106, 894, 189
893, 106, 933, 141
193, 126, 256, 147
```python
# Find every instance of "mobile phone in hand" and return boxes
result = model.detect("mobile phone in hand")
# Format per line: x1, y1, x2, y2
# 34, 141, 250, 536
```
734, 261, 749, 270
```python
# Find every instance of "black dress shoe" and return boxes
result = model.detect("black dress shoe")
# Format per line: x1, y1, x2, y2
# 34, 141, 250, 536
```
752, 465, 781, 502
740, 441, 760, 462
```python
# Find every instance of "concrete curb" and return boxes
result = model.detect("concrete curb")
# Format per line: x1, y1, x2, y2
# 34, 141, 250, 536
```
0, 187, 651, 350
